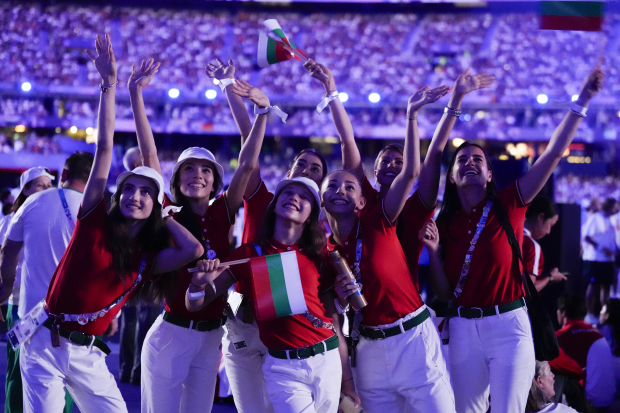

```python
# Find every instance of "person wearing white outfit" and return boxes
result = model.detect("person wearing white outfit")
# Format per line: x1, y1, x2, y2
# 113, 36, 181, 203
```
425, 64, 604, 413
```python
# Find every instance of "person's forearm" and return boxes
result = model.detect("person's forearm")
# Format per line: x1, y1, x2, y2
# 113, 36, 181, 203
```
226, 87, 253, 143
403, 115, 421, 180
129, 88, 160, 172
428, 249, 452, 301
0, 247, 19, 303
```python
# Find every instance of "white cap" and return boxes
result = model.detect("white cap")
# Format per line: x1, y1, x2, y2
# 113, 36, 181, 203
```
20, 166, 55, 192
170, 147, 225, 197
271, 176, 321, 208
115, 166, 165, 205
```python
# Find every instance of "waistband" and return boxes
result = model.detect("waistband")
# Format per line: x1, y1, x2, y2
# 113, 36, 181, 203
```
359, 308, 431, 340
43, 319, 111, 355
444, 297, 526, 320
268, 334, 339, 360
163, 311, 226, 332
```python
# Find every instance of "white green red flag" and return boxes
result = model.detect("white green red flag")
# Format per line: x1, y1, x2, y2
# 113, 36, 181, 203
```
257, 31, 294, 68
262, 19, 307, 60
250, 251, 308, 320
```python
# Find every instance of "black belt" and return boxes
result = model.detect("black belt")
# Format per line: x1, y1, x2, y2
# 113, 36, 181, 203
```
359, 308, 431, 340
43, 319, 111, 355
445, 298, 526, 319
268, 335, 339, 360
163, 311, 226, 332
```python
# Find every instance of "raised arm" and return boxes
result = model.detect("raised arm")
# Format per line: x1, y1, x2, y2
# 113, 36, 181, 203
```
419, 69, 494, 207
303, 59, 362, 180
383, 86, 449, 222
82, 33, 117, 214
206, 59, 261, 197
518, 62, 604, 204
151, 218, 204, 274
185, 259, 236, 312
223, 80, 270, 219
128, 58, 162, 175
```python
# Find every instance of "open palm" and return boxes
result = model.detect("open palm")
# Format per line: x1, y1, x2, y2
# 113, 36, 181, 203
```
230, 79, 270, 108
454, 68, 495, 96
408, 85, 451, 112
128, 58, 160, 92
206, 58, 235, 80
85, 33, 117, 82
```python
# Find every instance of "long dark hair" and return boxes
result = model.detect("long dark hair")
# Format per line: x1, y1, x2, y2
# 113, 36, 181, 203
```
256, 184, 326, 271
436, 141, 499, 230
525, 361, 552, 412
603, 298, 620, 356
11, 182, 32, 213
290, 149, 329, 181
107, 178, 175, 304
526, 196, 558, 221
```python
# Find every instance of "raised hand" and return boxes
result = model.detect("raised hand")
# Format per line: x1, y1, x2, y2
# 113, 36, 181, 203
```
302, 58, 331, 89
453, 68, 495, 97
407, 85, 451, 113
231, 79, 270, 108
128, 58, 160, 92
418, 220, 440, 253
85, 33, 117, 84
206, 58, 236, 80
576, 58, 604, 105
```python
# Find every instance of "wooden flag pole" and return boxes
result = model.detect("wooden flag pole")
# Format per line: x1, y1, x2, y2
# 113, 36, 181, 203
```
187, 258, 250, 273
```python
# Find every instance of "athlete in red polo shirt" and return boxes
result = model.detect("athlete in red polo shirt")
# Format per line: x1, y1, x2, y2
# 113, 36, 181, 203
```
19, 34, 203, 413
186, 177, 359, 412
327, 85, 454, 412
421, 63, 604, 413
128, 60, 268, 413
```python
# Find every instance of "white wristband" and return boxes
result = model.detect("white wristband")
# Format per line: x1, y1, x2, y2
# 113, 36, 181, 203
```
569, 102, 587, 117
216, 78, 236, 92
187, 286, 205, 300
316, 91, 339, 114
254, 104, 288, 123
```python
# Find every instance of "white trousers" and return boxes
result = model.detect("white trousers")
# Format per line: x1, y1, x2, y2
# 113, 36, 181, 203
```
449, 306, 535, 413
141, 315, 224, 413
262, 345, 341, 413
354, 310, 455, 413
20, 326, 126, 413
222, 314, 274, 413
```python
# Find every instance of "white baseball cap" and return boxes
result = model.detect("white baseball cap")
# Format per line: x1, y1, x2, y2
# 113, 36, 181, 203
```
271, 176, 321, 208
20, 166, 55, 192
115, 166, 165, 205
170, 147, 225, 197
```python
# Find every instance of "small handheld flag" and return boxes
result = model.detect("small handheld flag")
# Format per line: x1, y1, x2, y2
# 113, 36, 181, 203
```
250, 251, 308, 320
258, 19, 307, 66
257, 31, 294, 68
540, 1, 604, 32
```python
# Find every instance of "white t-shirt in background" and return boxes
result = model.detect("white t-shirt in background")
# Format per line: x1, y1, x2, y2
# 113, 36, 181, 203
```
7, 188, 82, 318
582, 211, 616, 262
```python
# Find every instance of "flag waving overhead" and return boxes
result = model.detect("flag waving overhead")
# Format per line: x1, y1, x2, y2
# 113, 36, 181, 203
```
540, 1, 604, 31
250, 251, 308, 320
257, 32, 293, 68
263, 19, 307, 60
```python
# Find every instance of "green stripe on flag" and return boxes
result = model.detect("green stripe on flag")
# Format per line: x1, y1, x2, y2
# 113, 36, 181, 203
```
266, 254, 293, 317
541, 1, 603, 17
266, 38, 279, 65
272, 28, 287, 40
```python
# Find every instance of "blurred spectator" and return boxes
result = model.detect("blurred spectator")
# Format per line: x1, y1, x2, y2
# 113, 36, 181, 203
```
525, 360, 579, 413
597, 298, 620, 397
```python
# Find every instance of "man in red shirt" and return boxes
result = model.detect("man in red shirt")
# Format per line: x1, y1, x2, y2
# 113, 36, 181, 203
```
556, 294, 615, 410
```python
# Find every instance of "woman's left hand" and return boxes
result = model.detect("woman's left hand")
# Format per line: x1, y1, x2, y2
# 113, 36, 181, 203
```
206, 58, 236, 80
407, 85, 451, 114
341, 378, 362, 409
230, 79, 270, 108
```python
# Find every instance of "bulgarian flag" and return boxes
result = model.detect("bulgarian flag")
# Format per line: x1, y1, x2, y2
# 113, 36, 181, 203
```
263, 19, 307, 60
540, 1, 604, 31
250, 251, 308, 320
257, 31, 294, 68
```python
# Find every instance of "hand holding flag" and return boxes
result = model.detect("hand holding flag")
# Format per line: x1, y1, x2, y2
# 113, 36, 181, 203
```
574, 57, 605, 105
189, 259, 230, 290
303, 58, 331, 85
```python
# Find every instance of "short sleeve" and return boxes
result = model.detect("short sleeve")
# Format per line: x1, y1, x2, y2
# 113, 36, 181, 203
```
242, 182, 273, 244
361, 176, 379, 213
209, 193, 233, 227
77, 197, 107, 224
6, 203, 29, 242
522, 236, 537, 275
499, 181, 529, 212
400, 190, 435, 235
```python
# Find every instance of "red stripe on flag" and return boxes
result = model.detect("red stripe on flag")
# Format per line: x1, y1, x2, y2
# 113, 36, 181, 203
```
540, 15, 603, 31
275, 42, 293, 63
251, 256, 277, 320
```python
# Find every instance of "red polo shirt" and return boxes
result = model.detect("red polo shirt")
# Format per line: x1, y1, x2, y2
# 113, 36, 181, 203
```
242, 181, 274, 245
327, 198, 424, 327
523, 229, 544, 276
46, 198, 156, 336
437, 181, 527, 308
226, 240, 335, 350
361, 177, 435, 287
164, 194, 232, 321
556, 320, 603, 368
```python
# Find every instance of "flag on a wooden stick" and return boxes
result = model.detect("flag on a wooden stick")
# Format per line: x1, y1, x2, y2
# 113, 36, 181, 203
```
263, 19, 307, 60
250, 251, 308, 320
540, 1, 604, 31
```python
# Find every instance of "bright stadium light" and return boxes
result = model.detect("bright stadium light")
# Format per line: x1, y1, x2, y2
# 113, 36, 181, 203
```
168, 88, 180, 98
86, 127, 94, 135
21, 82, 32, 92
571, 95, 579, 102
536, 94, 549, 104
368, 93, 381, 103
462, 114, 472, 121
339, 92, 349, 102
69, 126, 78, 134
205, 89, 217, 100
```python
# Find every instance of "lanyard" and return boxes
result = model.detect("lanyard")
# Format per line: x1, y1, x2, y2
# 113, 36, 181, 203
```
452, 201, 493, 299
57, 189, 74, 227
54, 255, 147, 325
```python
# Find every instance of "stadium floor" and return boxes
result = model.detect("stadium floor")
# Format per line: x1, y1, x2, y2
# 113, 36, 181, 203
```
0, 341, 238, 413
